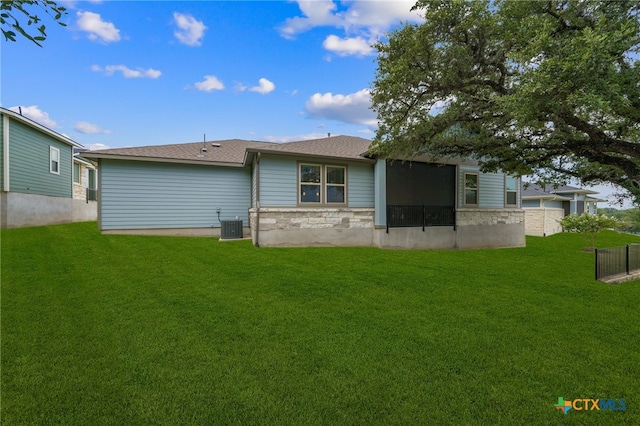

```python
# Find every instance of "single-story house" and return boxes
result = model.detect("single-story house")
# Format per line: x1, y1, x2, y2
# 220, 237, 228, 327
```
521, 183, 604, 236
0, 107, 97, 228
83, 135, 525, 249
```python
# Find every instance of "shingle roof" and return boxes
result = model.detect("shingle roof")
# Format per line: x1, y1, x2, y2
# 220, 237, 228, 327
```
521, 183, 598, 200
246, 135, 373, 162
83, 139, 274, 166
82, 135, 374, 166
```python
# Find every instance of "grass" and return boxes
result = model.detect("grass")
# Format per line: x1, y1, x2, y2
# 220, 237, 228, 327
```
2, 222, 639, 425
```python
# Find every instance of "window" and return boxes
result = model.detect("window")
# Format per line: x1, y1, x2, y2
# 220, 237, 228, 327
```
300, 164, 321, 203
505, 176, 518, 206
464, 173, 478, 206
50, 147, 60, 174
73, 163, 80, 183
326, 166, 345, 203
299, 163, 347, 205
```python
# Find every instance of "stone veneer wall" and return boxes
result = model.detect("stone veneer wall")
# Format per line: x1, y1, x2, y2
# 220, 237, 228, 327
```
456, 208, 524, 226
524, 208, 564, 237
251, 207, 375, 230
249, 207, 375, 247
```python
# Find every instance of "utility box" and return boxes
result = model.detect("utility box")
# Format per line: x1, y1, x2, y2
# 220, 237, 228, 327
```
220, 220, 243, 239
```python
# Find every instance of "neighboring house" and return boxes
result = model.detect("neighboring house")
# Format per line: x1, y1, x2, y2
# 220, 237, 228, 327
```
0, 107, 97, 228
521, 183, 604, 236
83, 135, 525, 249
73, 150, 99, 221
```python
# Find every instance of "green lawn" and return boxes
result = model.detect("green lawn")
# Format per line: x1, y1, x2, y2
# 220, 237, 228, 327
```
2, 223, 639, 425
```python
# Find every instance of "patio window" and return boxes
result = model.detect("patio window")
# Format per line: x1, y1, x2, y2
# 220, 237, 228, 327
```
505, 176, 518, 206
299, 163, 346, 205
464, 173, 478, 206
73, 163, 81, 183
50, 146, 60, 175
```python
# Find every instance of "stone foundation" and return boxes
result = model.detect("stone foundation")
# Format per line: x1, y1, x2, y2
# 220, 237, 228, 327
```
250, 207, 525, 249
456, 208, 525, 226
250, 207, 374, 247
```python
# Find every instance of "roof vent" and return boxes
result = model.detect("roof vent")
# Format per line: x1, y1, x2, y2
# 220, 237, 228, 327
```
212, 143, 221, 148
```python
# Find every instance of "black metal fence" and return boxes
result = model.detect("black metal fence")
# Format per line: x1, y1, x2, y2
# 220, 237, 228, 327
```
386, 205, 456, 232
595, 244, 640, 281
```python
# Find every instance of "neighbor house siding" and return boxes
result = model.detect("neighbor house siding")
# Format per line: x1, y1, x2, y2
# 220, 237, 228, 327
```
522, 200, 540, 208
100, 160, 251, 230
543, 200, 563, 209
458, 167, 506, 208
9, 119, 72, 198
346, 162, 374, 207
259, 155, 298, 207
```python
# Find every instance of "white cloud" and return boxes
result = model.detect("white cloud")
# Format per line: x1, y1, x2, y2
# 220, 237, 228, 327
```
85, 143, 111, 151
323, 35, 374, 57
77, 11, 121, 43
279, 1, 421, 39
9, 105, 57, 128
173, 12, 207, 46
249, 78, 276, 94
278, 0, 340, 39
74, 121, 111, 134
305, 88, 377, 128
194, 75, 225, 92
92, 65, 161, 79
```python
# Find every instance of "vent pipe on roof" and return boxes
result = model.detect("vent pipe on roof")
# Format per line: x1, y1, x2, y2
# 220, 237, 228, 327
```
201, 134, 207, 153
328, 132, 331, 138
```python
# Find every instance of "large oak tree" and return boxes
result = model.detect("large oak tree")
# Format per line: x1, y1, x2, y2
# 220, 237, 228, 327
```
1, 0, 67, 46
371, 0, 640, 203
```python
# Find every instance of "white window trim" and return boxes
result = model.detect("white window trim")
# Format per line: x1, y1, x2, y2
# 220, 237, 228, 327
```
298, 163, 347, 206
463, 172, 479, 206
50, 146, 60, 175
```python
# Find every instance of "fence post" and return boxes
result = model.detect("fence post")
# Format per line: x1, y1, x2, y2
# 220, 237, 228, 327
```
595, 248, 599, 281
627, 245, 630, 275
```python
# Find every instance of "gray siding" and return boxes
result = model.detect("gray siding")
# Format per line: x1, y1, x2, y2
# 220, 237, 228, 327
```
522, 199, 541, 208
0, 116, 4, 190
347, 162, 374, 207
259, 155, 298, 207
258, 154, 374, 207
543, 200, 563, 209
251, 157, 257, 208
459, 166, 509, 208
8, 118, 72, 198
100, 160, 251, 230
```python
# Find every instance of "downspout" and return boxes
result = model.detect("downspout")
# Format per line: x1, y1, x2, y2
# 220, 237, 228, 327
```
3, 114, 10, 192
542, 199, 546, 237
254, 152, 261, 247
97, 159, 102, 230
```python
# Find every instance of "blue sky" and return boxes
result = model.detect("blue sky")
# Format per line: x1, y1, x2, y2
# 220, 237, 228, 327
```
2, 0, 420, 148
1, 0, 632, 207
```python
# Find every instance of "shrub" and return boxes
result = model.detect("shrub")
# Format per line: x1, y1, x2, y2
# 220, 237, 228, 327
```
559, 213, 621, 249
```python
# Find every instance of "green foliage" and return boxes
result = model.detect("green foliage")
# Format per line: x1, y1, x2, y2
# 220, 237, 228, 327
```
600, 207, 640, 233
559, 212, 621, 248
2, 223, 640, 423
371, 0, 640, 204
0, 0, 67, 47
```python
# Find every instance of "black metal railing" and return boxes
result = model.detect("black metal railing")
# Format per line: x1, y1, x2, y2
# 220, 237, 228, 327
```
595, 244, 640, 281
86, 188, 98, 202
386, 205, 456, 233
